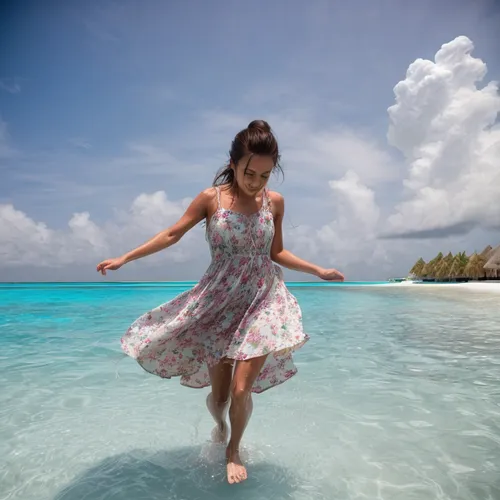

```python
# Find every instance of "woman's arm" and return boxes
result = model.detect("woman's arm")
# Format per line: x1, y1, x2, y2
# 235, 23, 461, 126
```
269, 192, 344, 281
122, 190, 211, 263
96, 189, 213, 275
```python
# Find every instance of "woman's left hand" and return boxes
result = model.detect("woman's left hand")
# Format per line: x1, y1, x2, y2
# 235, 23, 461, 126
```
318, 268, 345, 281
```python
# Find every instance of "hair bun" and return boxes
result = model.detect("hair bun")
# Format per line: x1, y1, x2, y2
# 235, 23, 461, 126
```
247, 120, 271, 133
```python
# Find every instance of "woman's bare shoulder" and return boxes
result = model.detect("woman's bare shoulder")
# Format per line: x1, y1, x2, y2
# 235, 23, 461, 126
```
200, 186, 218, 198
267, 190, 285, 215
182, 187, 217, 214
195, 186, 220, 213
267, 190, 285, 204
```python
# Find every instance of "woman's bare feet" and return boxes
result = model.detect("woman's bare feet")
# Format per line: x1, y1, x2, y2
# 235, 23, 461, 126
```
226, 445, 247, 484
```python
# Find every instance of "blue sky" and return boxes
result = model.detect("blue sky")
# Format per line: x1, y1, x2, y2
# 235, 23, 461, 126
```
1, 0, 500, 281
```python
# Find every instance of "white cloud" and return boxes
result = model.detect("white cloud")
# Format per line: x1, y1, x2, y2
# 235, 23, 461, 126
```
286, 170, 389, 275
285, 127, 397, 187
0, 204, 56, 266
328, 171, 380, 229
0, 106, 406, 278
68, 212, 108, 257
0, 191, 204, 269
0, 171, 391, 279
112, 190, 191, 235
199, 110, 399, 188
385, 35, 500, 238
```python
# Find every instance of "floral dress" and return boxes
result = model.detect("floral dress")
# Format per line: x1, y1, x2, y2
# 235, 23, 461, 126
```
121, 187, 309, 393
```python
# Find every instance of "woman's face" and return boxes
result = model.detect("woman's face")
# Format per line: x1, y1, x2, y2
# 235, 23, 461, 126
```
233, 155, 274, 196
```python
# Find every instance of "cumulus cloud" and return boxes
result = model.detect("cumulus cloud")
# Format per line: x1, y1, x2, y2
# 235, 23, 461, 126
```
286, 170, 389, 276
384, 35, 500, 238
319, 171, 385, 263
0, 173, 391, 280
0, 191, 204, 269
0, 204, 56, 266
284, 126, 398, 187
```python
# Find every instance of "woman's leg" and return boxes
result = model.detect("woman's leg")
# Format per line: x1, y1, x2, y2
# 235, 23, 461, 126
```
226, 354, 268, 484
206, 360, 233, 443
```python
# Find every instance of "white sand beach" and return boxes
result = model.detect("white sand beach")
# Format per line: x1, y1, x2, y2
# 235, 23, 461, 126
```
386, 281, 500, 293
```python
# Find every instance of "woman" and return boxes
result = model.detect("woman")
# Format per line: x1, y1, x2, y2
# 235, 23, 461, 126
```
96, 120, 344, 484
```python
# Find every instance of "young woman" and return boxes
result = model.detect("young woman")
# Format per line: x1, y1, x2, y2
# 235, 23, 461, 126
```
96, 120, 344, 484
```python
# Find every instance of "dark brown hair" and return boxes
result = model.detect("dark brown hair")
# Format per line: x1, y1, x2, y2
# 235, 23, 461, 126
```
213, 119, 283, 187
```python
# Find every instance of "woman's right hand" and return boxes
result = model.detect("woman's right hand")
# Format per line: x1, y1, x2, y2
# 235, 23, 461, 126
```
96, 256, 126, 275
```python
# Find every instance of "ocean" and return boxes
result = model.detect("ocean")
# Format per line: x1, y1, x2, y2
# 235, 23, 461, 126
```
1, 282, 499, 500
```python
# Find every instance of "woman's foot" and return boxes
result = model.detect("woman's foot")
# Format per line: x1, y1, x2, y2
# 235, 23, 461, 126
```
226, 445, 247, 484
211, 420, 229, 444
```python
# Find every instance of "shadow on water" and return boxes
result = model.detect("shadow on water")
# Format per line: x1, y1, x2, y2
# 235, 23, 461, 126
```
53, 444, 304, 500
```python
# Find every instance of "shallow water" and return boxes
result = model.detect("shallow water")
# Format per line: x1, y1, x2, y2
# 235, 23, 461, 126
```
1, 283, 499, 500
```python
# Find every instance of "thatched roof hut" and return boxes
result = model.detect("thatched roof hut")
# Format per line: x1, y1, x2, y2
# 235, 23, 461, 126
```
448, 258, 461, 279
409, 257, 425, 277
480, 245, 493, 259
464, 253, 487, 279
484, 245, 500, 278
434, 252, 454, 280
407, 244, 499, 281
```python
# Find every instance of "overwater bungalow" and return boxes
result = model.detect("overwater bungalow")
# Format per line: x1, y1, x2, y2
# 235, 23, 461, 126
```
484, 245, 500, 279
408, 244, 500, 282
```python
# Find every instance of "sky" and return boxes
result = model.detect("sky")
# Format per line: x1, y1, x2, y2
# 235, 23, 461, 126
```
1, 0, 500, 282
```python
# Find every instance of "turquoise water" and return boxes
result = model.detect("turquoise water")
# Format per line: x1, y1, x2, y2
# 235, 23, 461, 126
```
1, 282, 499, 500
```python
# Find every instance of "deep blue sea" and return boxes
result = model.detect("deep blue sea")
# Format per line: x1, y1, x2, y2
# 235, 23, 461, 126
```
1, 282, 500, 500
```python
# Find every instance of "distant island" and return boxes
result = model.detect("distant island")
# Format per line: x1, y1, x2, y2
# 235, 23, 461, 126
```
407, 244, 500, 282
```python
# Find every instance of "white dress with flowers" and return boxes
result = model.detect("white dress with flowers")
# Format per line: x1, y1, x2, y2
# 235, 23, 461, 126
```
121, 187, 309, 393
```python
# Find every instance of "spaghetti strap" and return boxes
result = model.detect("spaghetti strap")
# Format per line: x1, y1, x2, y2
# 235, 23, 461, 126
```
215, 186, 221, 209
263, 188, 271, 212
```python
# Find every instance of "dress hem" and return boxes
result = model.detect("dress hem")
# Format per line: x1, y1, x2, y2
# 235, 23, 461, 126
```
125, 335, 309, 394
179, 366, 299, 394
